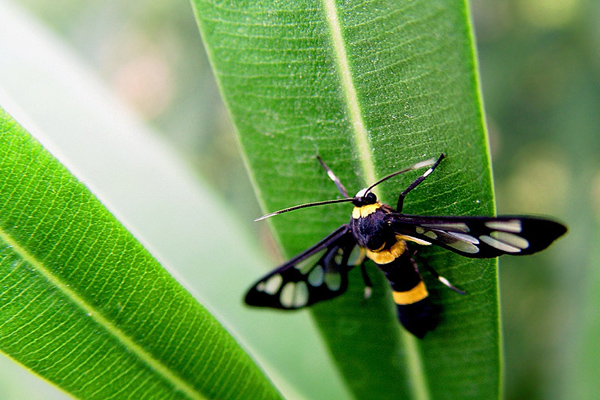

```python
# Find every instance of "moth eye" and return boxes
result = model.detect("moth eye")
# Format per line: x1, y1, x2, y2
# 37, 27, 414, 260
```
365, 192, 377, 203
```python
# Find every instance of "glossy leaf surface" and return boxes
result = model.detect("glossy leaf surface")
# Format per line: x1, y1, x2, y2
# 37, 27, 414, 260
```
194, 0, 499, 399
0, 108, 280, 400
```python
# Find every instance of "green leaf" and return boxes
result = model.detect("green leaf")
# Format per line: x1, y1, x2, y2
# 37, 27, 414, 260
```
0, 107, 281, 400
0, 5, 351, 398
194, 0, 498, 399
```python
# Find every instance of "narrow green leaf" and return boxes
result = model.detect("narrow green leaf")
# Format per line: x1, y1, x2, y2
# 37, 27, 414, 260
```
0, 4, 350, 398
0, 108, 281, 400
194, 0, 498, 399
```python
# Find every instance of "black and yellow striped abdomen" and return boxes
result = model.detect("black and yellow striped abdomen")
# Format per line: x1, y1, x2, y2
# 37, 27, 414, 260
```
366, 236, 437, 338
352, 203, 437, 338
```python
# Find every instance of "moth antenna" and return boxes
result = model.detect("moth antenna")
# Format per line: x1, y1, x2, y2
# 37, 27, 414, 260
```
365, 154, 444, 194
255, 198, 355, 221
317, 156, 349, 198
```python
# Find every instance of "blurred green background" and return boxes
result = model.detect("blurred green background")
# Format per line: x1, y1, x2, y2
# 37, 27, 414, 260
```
6, 0, 600, 398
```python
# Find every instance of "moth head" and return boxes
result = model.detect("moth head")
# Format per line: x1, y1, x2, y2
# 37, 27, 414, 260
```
352, 189, 377, 207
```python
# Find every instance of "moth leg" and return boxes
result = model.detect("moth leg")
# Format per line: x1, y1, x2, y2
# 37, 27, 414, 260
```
411, 251, 465, 295
317, 155, 349, 198
360, 262, 373, 299
396, 153, 445, 212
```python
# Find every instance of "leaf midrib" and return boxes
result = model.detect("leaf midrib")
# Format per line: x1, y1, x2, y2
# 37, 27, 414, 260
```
322, 1, 430, 399
0, 227, 206, 400
322, 0, 376, 185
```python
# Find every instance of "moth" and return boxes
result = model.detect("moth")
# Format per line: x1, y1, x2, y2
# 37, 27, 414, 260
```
245, 154, 567, 337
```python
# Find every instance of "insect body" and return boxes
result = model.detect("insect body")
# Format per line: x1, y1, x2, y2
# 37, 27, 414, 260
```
245, 154, 567, 337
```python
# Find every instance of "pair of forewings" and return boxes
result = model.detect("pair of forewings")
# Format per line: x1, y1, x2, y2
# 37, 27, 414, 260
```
245, 214, 566, 310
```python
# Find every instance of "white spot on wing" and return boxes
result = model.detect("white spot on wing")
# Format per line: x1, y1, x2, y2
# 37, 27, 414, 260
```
294, 282, 309, 307
334, 251, 343, 265
445, 231, 480, 245
348, 246, 365, 266
325, 272, 342, 291
485, 220, 522, 233
296, 255, 319, 274
308, 266, 324, 286
446, 240, 480, 254
424, 231, 437, 240
404, 235, 432, 245
280, 283, 295, 308
263, 274, 282, 294
490, 231, 529, 249
421, 222, 469, 232
481, 235, 521, 253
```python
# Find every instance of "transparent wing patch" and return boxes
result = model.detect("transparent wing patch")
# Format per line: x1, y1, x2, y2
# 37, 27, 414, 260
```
388, 214, 567, 258
245, 225, 357, 309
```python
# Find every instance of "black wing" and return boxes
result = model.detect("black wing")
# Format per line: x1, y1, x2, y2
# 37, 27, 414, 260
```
387, 214, 567, 258
245, 225, 357, 309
